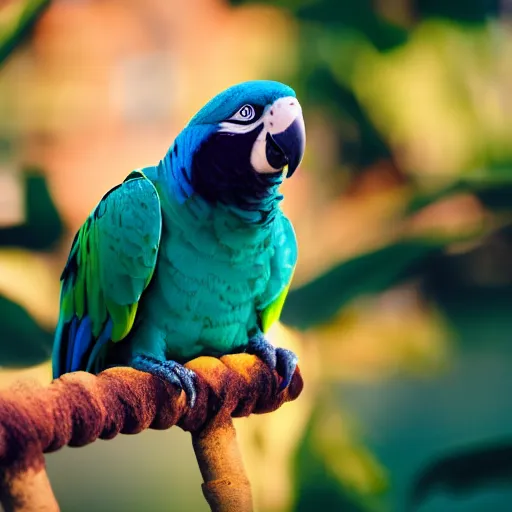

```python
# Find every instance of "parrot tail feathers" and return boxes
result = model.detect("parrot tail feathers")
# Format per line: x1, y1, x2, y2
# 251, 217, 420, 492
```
52, 314, 113, 379
85, 318, 113, 373
70, 316, 92, 372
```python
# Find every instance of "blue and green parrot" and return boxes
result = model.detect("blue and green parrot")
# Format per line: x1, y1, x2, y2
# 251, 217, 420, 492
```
52, 80, 306, 406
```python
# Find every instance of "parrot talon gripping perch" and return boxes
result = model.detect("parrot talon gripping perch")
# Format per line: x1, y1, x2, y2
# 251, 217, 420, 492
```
247, 334, 298, 391
247, 334, 277, 370
275, 347, 299, 391
132, 354, 198, 407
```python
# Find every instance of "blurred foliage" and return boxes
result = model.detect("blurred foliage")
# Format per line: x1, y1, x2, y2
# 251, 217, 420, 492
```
414, 0, 500, 21
0, 163, 63, 367
0, 0, 62, 369
0, 0, 51, 65
283, 241, 443, 330
0, 1, 61, 369
408, 440, 512, 510
295, 427, 370, 512
1, 0, 512, 510
0, 1, 59, 361
0, 294, 53, 367
0, 166, 63, 250
295, 398, 387, 512
301, 67, 392, 169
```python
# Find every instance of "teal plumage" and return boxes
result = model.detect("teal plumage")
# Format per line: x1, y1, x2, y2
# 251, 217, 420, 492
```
53, 80, 305, 404
133, 188, 296, 362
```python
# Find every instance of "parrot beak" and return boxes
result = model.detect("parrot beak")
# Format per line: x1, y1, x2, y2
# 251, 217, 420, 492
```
266, 115, 306, 178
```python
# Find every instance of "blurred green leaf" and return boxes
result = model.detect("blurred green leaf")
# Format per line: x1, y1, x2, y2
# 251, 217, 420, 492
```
414, 0, 500, 23
302, 67, 393, 168
296, 0, 409, 51
406, 166, 512, 215
0, 167, 63, 250
282, 240, 443, 330
295, 405, 377, 512
405, 183, 466, 215
229, 0, 312, 8
407, 440, 512, 511
0, 294, 52, 368
422, 226, 512, 343
0, 0, 51, 66
475, 186, 512, 212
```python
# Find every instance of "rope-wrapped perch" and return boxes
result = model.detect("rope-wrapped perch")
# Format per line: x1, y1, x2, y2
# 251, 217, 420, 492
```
0, 354, 303, 512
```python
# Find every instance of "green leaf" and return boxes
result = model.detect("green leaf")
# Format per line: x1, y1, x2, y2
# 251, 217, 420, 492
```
0, 0, 51, 66
405, 182, 466, 215
0, 294, 53, 368
404, 168, 512, 216
282, 240, 443, 330
295, 404, 378, 512
407, 440, 512, 511
0, 167, 64, 250
227, 0, 316, 10
302, 67, 392, 168
296, 0, 409, 51
475, 186, 512, 212
415, 0, 500, 23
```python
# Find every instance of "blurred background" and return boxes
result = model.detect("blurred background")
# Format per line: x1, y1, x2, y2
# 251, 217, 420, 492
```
1, 0, 512, 510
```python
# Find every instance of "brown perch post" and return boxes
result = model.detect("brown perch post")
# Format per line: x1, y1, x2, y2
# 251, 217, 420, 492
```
0, 354, 303, 512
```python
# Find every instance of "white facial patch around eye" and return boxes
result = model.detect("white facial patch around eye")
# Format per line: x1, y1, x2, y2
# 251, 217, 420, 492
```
218, 119, 262, 134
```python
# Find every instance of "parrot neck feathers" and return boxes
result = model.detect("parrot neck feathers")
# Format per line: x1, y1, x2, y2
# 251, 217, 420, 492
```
157, 124, 215, 204
158, 190, 279, 246
156, 125, 284, 226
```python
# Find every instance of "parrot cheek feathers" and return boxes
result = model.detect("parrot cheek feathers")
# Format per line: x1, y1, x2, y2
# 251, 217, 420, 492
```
250, 136, 276, 174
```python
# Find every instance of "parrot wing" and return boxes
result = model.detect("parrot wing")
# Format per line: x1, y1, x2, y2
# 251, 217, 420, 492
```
52, 170, 162, 378
258, 215, 297, 333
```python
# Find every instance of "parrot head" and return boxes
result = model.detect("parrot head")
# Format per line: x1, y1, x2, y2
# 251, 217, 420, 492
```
161, 80, 306, 217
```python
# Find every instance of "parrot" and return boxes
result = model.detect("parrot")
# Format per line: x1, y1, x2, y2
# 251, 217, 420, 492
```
52, 80, 306, 407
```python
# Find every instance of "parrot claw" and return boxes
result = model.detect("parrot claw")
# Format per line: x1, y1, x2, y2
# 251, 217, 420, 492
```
247, 334, 277, 370
247, 334, 298, 392
276, 347, 298, 392
131, 354, 198, 408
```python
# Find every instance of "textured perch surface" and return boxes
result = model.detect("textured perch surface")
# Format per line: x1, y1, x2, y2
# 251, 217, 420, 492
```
0, 354, 303, 512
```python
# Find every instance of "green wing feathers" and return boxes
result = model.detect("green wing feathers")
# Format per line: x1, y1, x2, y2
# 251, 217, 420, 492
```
53, 170, 162, 377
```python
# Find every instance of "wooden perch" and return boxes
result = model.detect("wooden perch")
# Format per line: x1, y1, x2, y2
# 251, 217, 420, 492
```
0, 354, 303, 512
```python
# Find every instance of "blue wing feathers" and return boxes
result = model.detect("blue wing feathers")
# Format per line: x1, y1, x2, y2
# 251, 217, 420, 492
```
70, 316, 92, 372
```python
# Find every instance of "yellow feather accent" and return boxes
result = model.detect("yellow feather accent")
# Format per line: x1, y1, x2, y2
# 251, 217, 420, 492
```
261, 280, 292, 333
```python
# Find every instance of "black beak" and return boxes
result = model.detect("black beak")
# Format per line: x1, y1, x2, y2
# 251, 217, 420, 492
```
265, 117, 306, 178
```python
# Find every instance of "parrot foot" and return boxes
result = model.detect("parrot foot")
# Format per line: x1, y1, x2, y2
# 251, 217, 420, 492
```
131, 354, 198, 408
247, 334, 298, 392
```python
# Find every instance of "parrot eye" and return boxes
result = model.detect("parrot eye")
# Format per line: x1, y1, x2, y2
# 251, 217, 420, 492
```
229, 104, 257, 123
239, 105, 255, 119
